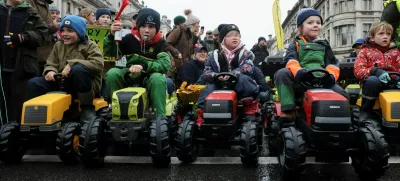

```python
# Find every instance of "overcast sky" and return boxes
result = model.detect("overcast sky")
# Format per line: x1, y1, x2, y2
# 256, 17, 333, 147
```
145, 0, 299, 47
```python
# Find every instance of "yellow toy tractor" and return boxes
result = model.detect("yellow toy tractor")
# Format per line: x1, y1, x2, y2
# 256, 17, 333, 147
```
0, 73, 108, 165
349, 72, 400, 155
78, 72, 176, 168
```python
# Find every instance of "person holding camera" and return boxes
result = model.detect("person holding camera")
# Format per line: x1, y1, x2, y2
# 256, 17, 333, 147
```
251, 37, 270, 68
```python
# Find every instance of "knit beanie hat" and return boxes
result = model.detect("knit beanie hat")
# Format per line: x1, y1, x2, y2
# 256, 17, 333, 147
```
258, 37, 266, 43
174, 15, 186, 25
297, 6, 323, 27
218, 24, 240, 43
49, 5, 60, 13
136, 8, 161, 32
60, 15, 87, 42
184, 9, 200, 25
96, 8, 111, 20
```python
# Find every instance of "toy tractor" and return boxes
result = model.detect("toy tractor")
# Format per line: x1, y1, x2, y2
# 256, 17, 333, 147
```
175, 73, 262, 165
350, 72, 400, 156
78, 71, 174, 168
271, 68, 389, 180
0, 73, 108, 165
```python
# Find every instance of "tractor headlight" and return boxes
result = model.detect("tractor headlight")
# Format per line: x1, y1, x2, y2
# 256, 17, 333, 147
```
114, 106, 118, 110
113, 99, 118, 103
132, 99, 138, 103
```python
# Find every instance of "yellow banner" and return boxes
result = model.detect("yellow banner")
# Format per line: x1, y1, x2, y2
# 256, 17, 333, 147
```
86, 26, 114, 62
272, 0, 284, 50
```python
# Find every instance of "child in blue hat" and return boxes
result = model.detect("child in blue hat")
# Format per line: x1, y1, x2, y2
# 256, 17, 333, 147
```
349, 38, 365, 58
26, 15, 104, 123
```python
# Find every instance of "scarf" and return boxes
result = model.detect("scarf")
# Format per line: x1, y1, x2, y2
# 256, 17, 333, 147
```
221, 39, 245, 64
131, 28, 163, 46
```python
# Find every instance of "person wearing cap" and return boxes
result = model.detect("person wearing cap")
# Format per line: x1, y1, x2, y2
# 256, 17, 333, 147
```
274, 7, 349, 123
349, 38, 365, 58
176, 46, 208, 87
104, 8, 171, 119
78, 8, 95, 25
27, 15, 104, 123
212, 27, 221, 51
49, 5, 61, 26
166, 14, 193, 78
96, 8, 112, 27
251, 37, 270, 68
203, 30, 216, 52
195, 24, 267, 128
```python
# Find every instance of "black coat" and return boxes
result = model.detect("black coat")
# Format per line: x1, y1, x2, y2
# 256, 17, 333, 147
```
177, 59, 205, 87
251, 45, 269, 67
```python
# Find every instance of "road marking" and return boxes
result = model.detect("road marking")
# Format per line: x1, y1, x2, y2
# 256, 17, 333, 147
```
20, 155, 400, 165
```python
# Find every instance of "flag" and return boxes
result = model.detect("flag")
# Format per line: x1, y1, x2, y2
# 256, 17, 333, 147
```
115, 0, 131, 20
272, 0, 284, 50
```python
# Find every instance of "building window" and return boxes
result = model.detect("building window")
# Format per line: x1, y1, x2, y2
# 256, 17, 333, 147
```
67, 2, 71, 13
321, 5, 325, 19
334, 0, 338, 13
347, 0, 354, 11
326, 1, 330, 17
327, 29, 330, 43
363, 23, 372, 38
335, 25, 355, 46
363, 0, 372, 10
335, 0, 354, 13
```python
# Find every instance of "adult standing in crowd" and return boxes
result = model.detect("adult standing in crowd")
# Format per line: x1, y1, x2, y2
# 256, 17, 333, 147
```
132, 13, 138, 28
78, 8, 95, 25
203, 30, 216, 52
251, 37, 270, 68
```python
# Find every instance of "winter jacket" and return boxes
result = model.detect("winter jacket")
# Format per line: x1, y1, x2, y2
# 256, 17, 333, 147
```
348, 51, 357, 58
381, 0, 400, 46
104, 32, 171, 75
203, 38, 216, 52
43, 40, 104, 93
251, 45, 269, 67
26, 0, 58, 64
285, 36, 340, 80
177, 59, 204, 87
0, 0, 47, 77
166, 27, 194, 70
354, 39, 400, 81
203, 47, 255, 83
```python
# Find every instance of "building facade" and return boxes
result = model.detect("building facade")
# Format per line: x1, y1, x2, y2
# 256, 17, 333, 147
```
281, 0, 383, 58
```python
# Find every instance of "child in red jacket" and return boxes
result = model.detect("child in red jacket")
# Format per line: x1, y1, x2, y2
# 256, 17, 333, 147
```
354, 21, 400, 120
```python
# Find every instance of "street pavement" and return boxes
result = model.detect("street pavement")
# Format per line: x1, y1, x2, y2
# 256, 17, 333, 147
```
0, 137, 399, 181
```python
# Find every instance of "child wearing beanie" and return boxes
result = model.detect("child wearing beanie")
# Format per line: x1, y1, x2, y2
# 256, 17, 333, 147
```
274, 7, 349, 123
27, 15, 104, 124
195, 24, 269, 128
96, 8, 112, 26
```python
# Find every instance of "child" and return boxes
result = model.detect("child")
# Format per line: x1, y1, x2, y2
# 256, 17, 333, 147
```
354, 21, 400, 120
26, 15, 104, 123
96, 8, 112, 27
349, 38, 365, 58
195, 24, 267, 128
78, 8, 95, 25
0, 0, 47, 123
104, 8, 171, 119
274, 7, 349, 123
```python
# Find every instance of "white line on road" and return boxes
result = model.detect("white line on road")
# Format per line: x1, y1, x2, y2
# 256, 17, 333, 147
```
21, 155, 400, 165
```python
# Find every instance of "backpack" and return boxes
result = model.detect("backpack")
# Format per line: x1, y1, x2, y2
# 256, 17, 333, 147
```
166, 27, 184, 46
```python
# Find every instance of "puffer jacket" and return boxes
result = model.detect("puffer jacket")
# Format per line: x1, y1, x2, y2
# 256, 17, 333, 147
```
354, 38, 400, 81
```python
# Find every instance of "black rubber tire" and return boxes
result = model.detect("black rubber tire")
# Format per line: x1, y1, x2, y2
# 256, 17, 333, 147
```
278, 127, 307, 181
239, 120, 259, 166
351, 126, 389, 180
0, 121, 25, 164
267, 117, 280, 155
175, 119, 198, 163
149, 118, 171, 167
167, 114, 177, 146
352, 106, 381, 129
56, 122, 81, 165
78, 117, 107, 168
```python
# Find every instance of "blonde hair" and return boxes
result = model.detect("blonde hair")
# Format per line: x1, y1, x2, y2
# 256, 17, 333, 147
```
370, 21, 393, 37
78, 8, 93, 19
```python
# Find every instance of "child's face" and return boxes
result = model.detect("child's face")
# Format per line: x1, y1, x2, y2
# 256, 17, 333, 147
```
98, 15, 111, 26
224, 30, 241, 50
300, 16, 322, 39
61, 27, 79, 45
139, 24, 157, 41
87, 13, 95, 25
371, 27, 392, 47
50, 11, 60, 21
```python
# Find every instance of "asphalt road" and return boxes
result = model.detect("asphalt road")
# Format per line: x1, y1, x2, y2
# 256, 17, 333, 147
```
0, 138, 399, 181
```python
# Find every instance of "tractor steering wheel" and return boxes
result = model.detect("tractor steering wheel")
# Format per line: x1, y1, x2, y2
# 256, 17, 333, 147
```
301, 68, 330, 88
213, 72, 238, 90
387, 72, 400, 89
124, 70, 147, 87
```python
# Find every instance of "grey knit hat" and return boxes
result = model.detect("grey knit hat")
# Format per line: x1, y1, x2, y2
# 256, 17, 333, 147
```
184, 9, 200, 25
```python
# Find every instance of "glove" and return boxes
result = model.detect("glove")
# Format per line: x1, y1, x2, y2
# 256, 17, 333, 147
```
323, 74, 336, 88
4, 33, 23, 48
295, 69, 307, 82
378, 72, 391, 84
240, 64, 253, 75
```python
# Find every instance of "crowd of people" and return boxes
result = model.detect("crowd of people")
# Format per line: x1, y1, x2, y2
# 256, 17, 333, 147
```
1, 0, 400, 127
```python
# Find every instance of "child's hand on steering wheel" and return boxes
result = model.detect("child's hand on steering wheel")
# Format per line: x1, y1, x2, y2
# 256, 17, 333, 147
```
218, 75, 230, 81
129, 65, 143, 75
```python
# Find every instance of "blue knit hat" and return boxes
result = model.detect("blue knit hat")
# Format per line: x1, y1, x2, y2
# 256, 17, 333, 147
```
297, 7, 323, 27
352, 38, 365, 48
96, 8, 111, 20
60, 15, 87, 42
